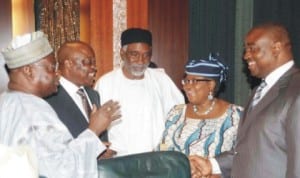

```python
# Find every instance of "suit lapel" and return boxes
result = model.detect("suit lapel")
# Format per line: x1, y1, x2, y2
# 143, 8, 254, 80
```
58, 85, 89, 125
84, 86, 108, 141
84, 86, 100, 107
237, 66, 298, 142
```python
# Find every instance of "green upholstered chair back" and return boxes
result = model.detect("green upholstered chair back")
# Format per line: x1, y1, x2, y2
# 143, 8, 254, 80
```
98, 151, 191, 178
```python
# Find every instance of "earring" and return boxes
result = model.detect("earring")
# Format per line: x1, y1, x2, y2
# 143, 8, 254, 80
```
208, 91, 214, 100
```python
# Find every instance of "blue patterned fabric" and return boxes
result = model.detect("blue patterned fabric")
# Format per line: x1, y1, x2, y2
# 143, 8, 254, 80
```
159, 104, 243, 157
185, 53, 229, 84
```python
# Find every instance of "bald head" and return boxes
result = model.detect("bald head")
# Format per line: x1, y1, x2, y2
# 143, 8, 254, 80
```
249, 23, 292, 51
244, 22, 294, 78
57, 41, 96, 87
57, 41, 94, 67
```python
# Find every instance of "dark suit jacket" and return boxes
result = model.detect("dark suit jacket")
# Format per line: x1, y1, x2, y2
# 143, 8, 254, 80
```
216, 66, 300, 178
45, 85, 107, 141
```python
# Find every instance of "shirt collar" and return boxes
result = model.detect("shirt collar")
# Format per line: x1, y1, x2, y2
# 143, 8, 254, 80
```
60, 77, 83, 95
264, 60, 294, 87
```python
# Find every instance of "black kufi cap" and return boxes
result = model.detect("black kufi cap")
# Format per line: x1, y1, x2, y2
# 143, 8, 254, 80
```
121, 28, 152, 46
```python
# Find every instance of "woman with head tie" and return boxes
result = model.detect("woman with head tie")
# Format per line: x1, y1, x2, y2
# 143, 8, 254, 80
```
159, 54, 243, 178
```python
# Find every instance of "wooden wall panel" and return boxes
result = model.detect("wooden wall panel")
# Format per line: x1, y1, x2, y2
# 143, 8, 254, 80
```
12, 0, 35, 37
86, 0, 188, 87
90, 0, 113, 80
80, 0, 90, 43
149, 0, 189, 88
127, 0, 148, 28
0, 1, 12, 49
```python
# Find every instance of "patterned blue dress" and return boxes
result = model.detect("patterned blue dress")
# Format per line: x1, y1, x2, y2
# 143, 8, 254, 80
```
159, 104, 243, 157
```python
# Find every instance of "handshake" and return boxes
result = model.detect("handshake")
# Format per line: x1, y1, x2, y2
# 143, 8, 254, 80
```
189, 155, 220, 178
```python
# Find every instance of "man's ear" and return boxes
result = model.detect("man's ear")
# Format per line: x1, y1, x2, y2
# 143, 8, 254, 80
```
120, 48, 126, 61
61, 59, 74, 77
272, 41, 281, 57
22, 65, 34, 79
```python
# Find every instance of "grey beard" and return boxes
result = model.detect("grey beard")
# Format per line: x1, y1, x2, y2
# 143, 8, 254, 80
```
131, 69, 146, 77
129, 63, 149, 77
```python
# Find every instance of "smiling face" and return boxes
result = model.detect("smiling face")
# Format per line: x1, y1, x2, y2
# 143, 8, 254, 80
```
243, 28, 279, 78
58, 42, 97, 87
69, 46, 96, 86
120, 42, 151, 79
182, 74, 215, 105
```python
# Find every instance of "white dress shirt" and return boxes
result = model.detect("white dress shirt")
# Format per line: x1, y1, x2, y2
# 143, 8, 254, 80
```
256, 60, 294, 104
60, 77, 92, 121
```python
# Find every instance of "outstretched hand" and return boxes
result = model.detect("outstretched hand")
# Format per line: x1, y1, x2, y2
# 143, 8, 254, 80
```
88, 100, 121, 135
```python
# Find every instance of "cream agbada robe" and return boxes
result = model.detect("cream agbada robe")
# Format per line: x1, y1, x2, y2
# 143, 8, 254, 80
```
95, 68, 185, 156
0, 91, 106, 178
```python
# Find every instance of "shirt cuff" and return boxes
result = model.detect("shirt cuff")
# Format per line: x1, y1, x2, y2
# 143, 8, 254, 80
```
209, 158, 221, 174
82, 129, 107, 155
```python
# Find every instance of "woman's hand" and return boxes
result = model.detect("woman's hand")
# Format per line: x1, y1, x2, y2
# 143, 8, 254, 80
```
189, 155, 212, 178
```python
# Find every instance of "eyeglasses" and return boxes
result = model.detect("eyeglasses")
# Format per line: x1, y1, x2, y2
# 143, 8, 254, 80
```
72, 57, 96, 67
126, 51, 152, 60
181, 78, 211, 85
81, 58, 96, 66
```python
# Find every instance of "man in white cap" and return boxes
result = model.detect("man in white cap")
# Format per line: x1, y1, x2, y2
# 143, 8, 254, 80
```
94, 28, 184, 156
0, 31, 121, 178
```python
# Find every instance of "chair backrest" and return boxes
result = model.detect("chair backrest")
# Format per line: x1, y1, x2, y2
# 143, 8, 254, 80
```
98, 151, 191, 178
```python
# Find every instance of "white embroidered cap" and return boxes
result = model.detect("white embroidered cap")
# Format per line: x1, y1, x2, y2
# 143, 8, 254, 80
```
1, 31, 53, 69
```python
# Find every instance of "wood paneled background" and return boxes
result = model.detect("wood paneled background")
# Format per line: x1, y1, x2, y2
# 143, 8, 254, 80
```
1, 0, 188, 90
149, 0, 188, 88
2, 0, 299, 105
89, 0, 113, 79
85, 0, 188, 88
127, 0, 148, 28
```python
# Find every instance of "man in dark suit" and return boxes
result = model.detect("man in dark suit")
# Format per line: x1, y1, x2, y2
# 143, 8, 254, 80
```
45, 41, 115, 158
189, 22, 300, 178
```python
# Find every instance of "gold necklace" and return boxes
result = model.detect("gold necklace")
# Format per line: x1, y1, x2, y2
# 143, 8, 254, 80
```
192, 99, 216, 116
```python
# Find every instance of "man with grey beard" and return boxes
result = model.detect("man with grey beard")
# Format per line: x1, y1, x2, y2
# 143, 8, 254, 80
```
94, 28, 184, 157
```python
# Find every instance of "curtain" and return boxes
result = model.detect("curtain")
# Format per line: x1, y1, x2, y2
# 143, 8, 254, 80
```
189, 0, 300, 105
189, 0, 236, 102
253, 0, 300, 66
34, 0, 80, 53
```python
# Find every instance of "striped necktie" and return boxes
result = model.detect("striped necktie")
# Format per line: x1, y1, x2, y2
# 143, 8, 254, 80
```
251, 80, 267, 107
77, 88, 91, 117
